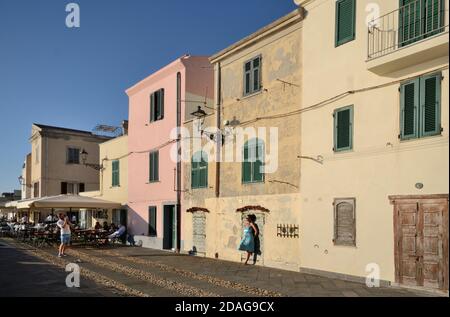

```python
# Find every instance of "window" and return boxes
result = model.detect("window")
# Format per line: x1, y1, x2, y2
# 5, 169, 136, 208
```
242, 139, 265, 184
33, 182, 40, 198
191, 151, 208, 189
400, 73, 441, 140
61, 182, 84, 195
148, 206, 157, 237
149, 151, 159, 182
333, 198, 356, 246
67, 148, 80, 164
244, 56, 262, 96
335, 0, 356, 47
334, 105, 354, 152
399, 0, 445, 47
112, 160, 120, 187
150, 89, 165, 123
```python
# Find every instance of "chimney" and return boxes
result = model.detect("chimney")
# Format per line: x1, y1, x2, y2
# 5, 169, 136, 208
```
122, 120, 129, 135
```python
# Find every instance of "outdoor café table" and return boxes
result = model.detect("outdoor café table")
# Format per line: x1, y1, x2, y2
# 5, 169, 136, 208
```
31, 231, 53, 248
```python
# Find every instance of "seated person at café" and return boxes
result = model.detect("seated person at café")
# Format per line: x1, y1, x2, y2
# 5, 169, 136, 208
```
20, 215, 28, 224
94, 222, 101, 230
107, 224, 126, 241
110, 223, 117, 232
102, 221, 109, 231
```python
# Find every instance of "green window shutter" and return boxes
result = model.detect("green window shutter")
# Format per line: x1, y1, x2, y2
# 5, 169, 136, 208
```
242, 145, 252, 183
400, 79, 419, 140
420, 74, 441, 137
334, 106, 353, 151
148, 206, 157, 237
154, 151, 159, 181
335, 0, 356, 47
150, 93, 155, 122
112, 160, 120, 187
159, 89, 165, 120
399, 0, 422, 46
424, 0, 445, 37
191, 152, 208, 189
253, 57, 261, 93
244, 61, 251, 95
149, 152, 159, 182
243, 56, 262, 96
253, 142, 264, 182
191, 160, 199, 189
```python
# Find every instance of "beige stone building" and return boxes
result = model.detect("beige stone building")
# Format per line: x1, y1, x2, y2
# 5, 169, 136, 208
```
182, 9, 304, 271
27, 123, 111, 222
298, 0, 448, 291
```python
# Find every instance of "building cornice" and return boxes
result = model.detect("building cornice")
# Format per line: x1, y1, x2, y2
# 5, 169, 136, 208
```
209, 8, 305, 64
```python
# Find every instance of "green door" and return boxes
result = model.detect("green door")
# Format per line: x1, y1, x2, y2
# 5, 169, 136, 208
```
163, 205, 176, 250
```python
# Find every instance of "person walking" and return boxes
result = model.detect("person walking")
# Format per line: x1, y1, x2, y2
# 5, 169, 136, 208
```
249, 214, 262, 265
238, 215, 258, 265
56, 213, 71, 258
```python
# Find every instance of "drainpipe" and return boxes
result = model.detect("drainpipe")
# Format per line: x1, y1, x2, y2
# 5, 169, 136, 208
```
176, 72, 182, 252
215, 62, 221, 198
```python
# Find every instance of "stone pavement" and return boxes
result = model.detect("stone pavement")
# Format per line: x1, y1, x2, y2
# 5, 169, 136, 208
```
0, 240, 117, 297
0, 238, 444, 297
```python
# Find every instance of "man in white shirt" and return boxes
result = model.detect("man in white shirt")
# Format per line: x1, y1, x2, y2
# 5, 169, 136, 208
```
56, 213, 71, 257
108, 224, 126, 241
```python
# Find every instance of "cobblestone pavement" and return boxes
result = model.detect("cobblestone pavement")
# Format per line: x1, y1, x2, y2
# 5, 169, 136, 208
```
0, 238, 445, 297
0, 239, 118, 297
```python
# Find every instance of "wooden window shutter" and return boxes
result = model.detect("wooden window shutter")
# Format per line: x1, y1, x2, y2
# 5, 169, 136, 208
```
150, 93, 155, 122
159, 89, 165, 120
148, 206, 157, 237
334, 198, 356, 246
154, 151, 159, 181
253, 57, 261, 92
242, 145, 252, 183
199, 153, 208, 188
112, 160, 120, 187
400, 79, 419, 140
191, 159, 199, 189
420, 73, 441, 137
334, 106, 353, 151
61, 182, 68, 195
253, 142, 264, 182
424, 0, 445, 36
335, 0, 356, 46
149, 152, 153, 182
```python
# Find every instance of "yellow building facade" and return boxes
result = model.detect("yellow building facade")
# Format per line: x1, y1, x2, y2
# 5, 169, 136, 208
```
81, 133, 129, 229
298, 0, 448, 291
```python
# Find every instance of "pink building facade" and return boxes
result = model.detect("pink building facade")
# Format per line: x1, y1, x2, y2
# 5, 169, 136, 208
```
126, 55, 213, 251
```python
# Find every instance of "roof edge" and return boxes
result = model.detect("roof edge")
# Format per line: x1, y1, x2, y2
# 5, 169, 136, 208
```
210, 8, 304, 63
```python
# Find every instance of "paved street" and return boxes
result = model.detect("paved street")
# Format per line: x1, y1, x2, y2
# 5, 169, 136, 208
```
0, 238, 443, 297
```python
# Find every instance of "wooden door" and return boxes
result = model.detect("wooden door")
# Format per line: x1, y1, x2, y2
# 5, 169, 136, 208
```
392, 195, 448, 291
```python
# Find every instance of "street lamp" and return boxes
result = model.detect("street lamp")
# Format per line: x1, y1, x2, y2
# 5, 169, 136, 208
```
81, 149, 103, 171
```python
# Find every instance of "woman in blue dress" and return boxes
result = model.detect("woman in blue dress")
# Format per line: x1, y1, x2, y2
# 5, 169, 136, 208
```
239, 215, 259, 265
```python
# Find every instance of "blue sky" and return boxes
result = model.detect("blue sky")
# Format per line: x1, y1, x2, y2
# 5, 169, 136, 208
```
0, 0, 297, 194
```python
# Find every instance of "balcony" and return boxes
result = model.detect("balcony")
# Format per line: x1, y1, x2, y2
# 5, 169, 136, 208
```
367, 0, 448, 74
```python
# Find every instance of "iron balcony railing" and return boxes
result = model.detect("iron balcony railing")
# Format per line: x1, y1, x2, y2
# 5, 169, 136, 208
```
368, 0, 448, 59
